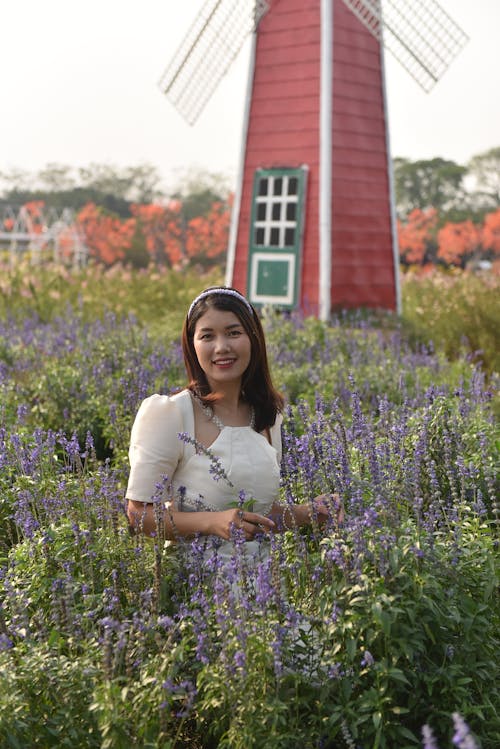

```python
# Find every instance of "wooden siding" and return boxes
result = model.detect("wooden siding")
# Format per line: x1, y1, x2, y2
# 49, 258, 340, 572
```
332, 0, 396, 310
232, 0, 322, 309
232, 0, 397, 313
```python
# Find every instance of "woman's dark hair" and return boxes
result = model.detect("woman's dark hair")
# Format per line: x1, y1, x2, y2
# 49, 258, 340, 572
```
181, 287, 284, 432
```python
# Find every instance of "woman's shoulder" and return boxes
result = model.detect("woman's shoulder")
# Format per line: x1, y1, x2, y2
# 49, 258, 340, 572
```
138, 388, 190, 409
133, 389, 191, 426
168, 388, 192, 405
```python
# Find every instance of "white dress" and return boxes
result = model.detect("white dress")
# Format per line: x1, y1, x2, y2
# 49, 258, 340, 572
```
126, 389, 283, 562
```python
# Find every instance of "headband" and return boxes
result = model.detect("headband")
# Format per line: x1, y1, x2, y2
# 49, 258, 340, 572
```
187, 288, 253, 319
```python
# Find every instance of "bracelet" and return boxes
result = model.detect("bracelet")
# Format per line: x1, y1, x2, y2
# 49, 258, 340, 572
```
282, 504, 296, 530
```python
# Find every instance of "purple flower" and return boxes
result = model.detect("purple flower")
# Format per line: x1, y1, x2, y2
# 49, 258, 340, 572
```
360, 649, 374, 668
421, 723, 439, 749
0, 634, 13, 651
327, 662, 343, 679
178, 432, 234, 486
452, 712, 479, 749
234, 649, 246, 671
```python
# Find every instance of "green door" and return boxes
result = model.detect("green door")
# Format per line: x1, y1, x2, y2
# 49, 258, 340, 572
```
247, 167, 307, 309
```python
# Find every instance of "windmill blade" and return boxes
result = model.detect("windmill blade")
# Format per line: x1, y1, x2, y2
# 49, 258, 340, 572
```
341, 0, 469, 92
159, 0, 268, 126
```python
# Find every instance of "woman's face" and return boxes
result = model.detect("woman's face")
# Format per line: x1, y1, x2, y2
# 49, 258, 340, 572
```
193, 307, 252, 391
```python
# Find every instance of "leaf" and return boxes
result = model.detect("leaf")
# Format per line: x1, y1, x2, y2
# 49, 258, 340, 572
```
397, 726, 420, 743
346, 637, 357, 661
386, 667, 410, 685
48, 629, 62, 647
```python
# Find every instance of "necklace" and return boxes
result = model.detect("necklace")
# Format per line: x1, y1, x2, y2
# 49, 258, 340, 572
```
192, 393, 255, 431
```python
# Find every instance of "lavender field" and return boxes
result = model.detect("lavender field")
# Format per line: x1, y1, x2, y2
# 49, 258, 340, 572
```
0, 266, 498, 748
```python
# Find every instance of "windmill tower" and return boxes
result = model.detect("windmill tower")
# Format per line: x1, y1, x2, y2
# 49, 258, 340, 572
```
159, 0, 468, 319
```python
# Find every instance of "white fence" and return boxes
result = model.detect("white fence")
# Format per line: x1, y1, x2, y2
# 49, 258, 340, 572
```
0, 205, 89, 266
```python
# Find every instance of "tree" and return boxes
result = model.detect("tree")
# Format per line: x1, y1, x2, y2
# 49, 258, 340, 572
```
397, 207, 438, 265
185, 197, 232, 267
481, 207, 500, 255
0, 162, 165, 212
170, 168, 232, 220
437, 220, 481, 267
168, 169, 233, 265
126, 164, 166, 204
77, 203, 135, 265
393, 157, 467, 218
0, 167, 32, 194
3, 187, 131, 217
125, 222, 151, 269
2, 166, 235, 269
77, 162, 165, 203
129, 202, 186, 267
36, 163, 76, 192
467, 147, 500, 208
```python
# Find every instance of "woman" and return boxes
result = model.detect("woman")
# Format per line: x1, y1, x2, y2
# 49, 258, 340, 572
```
126, 286, 335, 559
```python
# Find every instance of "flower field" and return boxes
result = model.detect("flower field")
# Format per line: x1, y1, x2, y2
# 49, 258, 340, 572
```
0, 263, 498, 748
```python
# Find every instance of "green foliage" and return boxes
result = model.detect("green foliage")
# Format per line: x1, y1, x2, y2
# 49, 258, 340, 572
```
0, 186, 132, 217
0, 259, 221, 333
0, 315, 178, 458
402, 270, 500, 376
0, 163, 230, 219
263, 310, 479, 407
0, 265, 499, 747
124, 221, 152, 269
315, 520, 500, 748
392, 148, 500, 224
2, 501, 498, 747
467, 146, 500, 207
0, 161, 166, 213
169, 168, 232, 208
0, 645, 101, 747
393, 157, 468, 219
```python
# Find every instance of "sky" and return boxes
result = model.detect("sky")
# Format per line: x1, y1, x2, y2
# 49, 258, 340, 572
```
1, 0, 499, 194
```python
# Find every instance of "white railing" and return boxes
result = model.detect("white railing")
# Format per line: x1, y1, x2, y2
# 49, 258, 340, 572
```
0, 205, 89, 267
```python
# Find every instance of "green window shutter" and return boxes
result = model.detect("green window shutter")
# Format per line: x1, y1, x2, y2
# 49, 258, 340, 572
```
247, 167, 307, 309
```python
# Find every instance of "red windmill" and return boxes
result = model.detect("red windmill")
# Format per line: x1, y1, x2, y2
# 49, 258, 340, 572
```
159, 0, 468, 319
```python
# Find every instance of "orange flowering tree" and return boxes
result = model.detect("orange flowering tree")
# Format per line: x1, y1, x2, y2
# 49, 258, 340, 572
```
77, 203, 135, 266
130, 201, 187, 267
397, 205, 500, 269
397, 208, 438, 265
437, 220, 481, 267
75, 197, 232, 268
185, 196, 232, 266
481, 207, 500, 255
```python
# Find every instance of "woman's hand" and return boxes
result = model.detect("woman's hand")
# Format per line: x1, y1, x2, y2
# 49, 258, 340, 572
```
207, 508, 276, 541
311, 493, 344, 526
272, 493, 344, 530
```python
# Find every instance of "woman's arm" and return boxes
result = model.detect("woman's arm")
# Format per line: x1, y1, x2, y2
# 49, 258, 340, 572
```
127, 500, 275, 541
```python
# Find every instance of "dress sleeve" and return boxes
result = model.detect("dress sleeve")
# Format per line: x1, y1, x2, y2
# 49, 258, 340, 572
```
126, 394, 184, 503
269, 412, 283, 466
